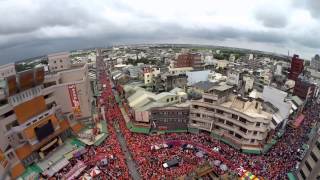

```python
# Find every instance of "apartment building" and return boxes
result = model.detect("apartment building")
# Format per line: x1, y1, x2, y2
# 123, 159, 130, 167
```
149, 106, 189, 131
189, 83, 277, 152
175, 53, 202, 69
48, 52, 71, 72
296, 130, 320, 180
0, 66, 77, 179
43, 63, 93, 120
143, 67, 160, 85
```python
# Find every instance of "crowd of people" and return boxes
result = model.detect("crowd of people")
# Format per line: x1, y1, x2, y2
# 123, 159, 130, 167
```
52, 58, 319, 180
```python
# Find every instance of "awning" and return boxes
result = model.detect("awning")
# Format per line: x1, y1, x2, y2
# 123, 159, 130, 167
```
293, 114, 305, 128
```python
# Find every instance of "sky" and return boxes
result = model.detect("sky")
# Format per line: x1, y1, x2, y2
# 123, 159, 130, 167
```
0, 0, 320, 64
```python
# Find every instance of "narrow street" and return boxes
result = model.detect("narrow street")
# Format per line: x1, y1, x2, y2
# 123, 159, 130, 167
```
114, 122, 141, 180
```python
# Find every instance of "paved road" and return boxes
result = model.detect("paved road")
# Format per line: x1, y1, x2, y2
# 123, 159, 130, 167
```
114, 123, 141, 180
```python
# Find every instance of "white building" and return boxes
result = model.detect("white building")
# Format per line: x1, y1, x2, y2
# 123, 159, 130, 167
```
0, 63, 16, 78
144, 67, 160, 85
186, 70, 211, 86
262, 86, 291, 129
48, 52, 71, 72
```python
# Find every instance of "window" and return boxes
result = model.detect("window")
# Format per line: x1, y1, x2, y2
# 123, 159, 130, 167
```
239, 117, 246, 124
226, 121, 233, 126
253, 131, 258, 135
54, 60, 56, 63
196, 114, 200, 117
61, 65, 63, 68
175, 97, 178, 100
7, 152, 14, 160
299, 169, 306, 180
218, 118, 224, 124
60, 59, 63, 62
229, 131, 233, 135
250, 139, 255, 143
167, 99, 169, 102
217, 109, 224, 114
232, 114, 238, 119
171, 98, 173, 101
305, 161, 312, 172
316, 141, 320, 151
310, 151, 318, 162
235, 133, 242, 139
256, 122, 261, 127
239, 127, 247, 133
17, 133, 23, 140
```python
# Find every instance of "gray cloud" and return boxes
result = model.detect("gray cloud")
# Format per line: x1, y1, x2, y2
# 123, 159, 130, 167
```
0, 0, 319, 64
255, 11, 288, 28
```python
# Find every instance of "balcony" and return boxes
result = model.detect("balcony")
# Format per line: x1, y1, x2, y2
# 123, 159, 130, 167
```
0, 104, 12, 116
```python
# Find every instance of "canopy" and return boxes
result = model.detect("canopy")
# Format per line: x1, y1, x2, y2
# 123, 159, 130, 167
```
293, 114, 305, 128
219, 164, 228, 171
90, 166, 101, 177
213, 160, 221, 166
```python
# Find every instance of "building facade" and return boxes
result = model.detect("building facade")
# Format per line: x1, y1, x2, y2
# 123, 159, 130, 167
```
189, 85, 277, 152
296, 131, 320, 180
48, 52, 71, 72
149, 106, 189, 131
294, 76, 316, 100
311, 54, 320, 72
289, 54, 304, 81
0, 65, 79, 179
175, 53, 202, 68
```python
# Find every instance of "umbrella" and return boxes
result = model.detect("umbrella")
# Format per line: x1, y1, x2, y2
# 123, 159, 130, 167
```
154, 145, 160, 150
220, 164, 228, 171
196, 151, 204, 158
90, 167, 101, 177
213, 160, 221, 166
81, 173, 92, 180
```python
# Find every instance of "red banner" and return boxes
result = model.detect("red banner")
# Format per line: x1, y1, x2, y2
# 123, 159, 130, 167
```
68, 84, 81, 117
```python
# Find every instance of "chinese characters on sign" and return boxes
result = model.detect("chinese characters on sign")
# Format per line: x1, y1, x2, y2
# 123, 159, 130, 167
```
68, 84, 81, 117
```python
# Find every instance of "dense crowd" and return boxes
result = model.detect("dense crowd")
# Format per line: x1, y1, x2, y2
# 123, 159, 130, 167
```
52, 58, 319, 180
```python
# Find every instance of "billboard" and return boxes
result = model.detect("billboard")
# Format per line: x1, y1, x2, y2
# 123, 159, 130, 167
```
68, 84, 81, 117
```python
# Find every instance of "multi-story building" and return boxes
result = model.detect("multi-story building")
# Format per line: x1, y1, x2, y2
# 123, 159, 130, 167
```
289, 54, 304, 81
294, 76, 316, 100
189, 84, 280, 152
311, 54, 320, 72
149, 106, 189, 131
48, 52, 71, 72
143, 67, 160, 85
0, 65, 80, 179
43, 63, 93, 120
163, 74, 188, 92
0, 63, 16, 78
174, 53, 202, 69
295, 129, 320, 180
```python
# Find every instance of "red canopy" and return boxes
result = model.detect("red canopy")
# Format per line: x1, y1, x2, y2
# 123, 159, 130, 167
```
293, 114, 305, 128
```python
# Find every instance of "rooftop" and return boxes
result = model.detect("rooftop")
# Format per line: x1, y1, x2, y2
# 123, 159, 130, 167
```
221, 96, 272, 120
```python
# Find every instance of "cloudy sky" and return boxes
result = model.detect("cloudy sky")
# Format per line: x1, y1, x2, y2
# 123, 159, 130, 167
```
0, 0, 320, 64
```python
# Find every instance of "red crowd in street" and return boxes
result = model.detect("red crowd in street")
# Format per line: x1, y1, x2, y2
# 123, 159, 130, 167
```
51, 59, 319, 180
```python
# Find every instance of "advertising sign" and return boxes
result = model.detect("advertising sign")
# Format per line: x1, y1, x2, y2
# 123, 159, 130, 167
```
68, 84, 81, 117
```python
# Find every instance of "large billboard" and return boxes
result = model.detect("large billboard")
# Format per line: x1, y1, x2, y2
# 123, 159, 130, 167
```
68, 84, 81, 118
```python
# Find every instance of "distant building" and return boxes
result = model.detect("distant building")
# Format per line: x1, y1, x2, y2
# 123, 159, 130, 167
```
311, 54, 320, 71
175, 53, 202, 69
0, 63, 16, 78
293, 76, 316, 100
186, 70, 211, 86
163, 74, 188, 92
288, 54, 304, 81
227, 69, 243, 87
48, 52, 71, 72
149, 106, 189, 131
144, 67, 160, 85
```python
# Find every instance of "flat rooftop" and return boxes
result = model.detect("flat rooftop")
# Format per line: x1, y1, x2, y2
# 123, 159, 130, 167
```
221, 96, 272, 120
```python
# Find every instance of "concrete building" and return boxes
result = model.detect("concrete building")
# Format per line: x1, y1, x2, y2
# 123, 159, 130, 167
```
186, 70, 211, 86
189, 84, 281, 152
243, 75, 254, 93
227, 69, 243, 87
163, 74, 188, 92
289, 55, 304, 81
0, 65, 80, 179
43, 63, 93, 119
296, 129, 320, 180
175, 53, 202, 69
48, 52, 71, 72
311, 54, 320, 71
0, 63, 16, 78
293, 76, 316, 100
149, 106, 189, 131
144, 67, 160, 85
